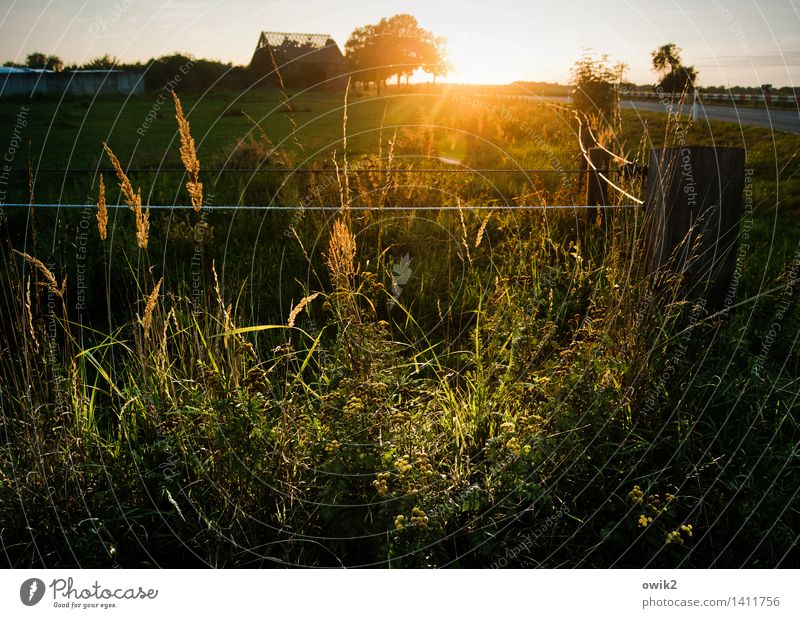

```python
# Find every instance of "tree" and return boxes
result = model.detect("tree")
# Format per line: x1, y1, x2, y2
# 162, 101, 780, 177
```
26, 52, 63, 71
421, 35, 450, 84
651, 43, 697, 93
345, 15, 446, 92
570, 51, 625, 121
84, 54, 120, 69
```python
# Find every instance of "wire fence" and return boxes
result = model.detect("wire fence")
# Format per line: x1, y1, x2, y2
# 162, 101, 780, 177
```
1, 203, 639, 211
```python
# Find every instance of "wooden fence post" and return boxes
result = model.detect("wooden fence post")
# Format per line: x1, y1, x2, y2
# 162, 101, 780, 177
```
586, 147, 610, 229
643, 146, 745, 308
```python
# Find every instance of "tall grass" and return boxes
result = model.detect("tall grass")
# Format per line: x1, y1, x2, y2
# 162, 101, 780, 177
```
0, 91, 797, 567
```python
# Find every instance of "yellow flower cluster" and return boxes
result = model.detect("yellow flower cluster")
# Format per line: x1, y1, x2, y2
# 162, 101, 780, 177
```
638, 514, 653, 528
506, 437, 521, 455
391, 410, 411, 424
410, 507, 429, 529
680, 524, 693, 537
499, 421, 515, 433
665, 530, 683, 545
372, 472, 390, 496
394, 515, 406, 531
395, 456, 412, 474
344, 396, 364, 416
648, 494, 665, 514
628, 485, 644, 505
324, 439, 341, 453
415, 454, 434, 477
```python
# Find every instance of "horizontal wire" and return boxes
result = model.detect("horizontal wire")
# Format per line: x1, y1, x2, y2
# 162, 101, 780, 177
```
5, 167, 621, 175
1, 203, 640, 211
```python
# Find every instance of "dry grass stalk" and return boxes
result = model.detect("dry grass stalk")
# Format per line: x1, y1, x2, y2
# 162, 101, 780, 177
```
25, 277, 38, 349
141, 277, 163, 333
287, 292, 320, 328
475, 212, 492, 248
161, 306, 176, 358
342, 78, 351, 210
103, 142, 150, 248
171, 91, 203, 212
14, 250, 63, 297
326, 219, 357, 289
97, 173, 108, 240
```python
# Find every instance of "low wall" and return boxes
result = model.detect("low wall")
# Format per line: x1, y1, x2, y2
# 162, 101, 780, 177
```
0, 71, 144, 97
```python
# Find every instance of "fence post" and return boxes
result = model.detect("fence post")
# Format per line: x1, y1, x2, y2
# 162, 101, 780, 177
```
586, 147, 610, 229
643, 146, 745, 308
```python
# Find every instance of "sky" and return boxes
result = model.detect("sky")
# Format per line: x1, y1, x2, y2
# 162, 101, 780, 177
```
0, 0, 798, 87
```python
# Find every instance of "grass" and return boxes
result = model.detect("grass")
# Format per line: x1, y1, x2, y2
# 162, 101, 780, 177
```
0, 87, 798, 567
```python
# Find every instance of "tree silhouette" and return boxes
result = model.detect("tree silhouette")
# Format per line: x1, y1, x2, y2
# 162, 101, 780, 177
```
84, 54, 120, 69
345, 15, 447, 92
651, 43, 697, 93
26, 52, 63, 71
570, 51, 625, 121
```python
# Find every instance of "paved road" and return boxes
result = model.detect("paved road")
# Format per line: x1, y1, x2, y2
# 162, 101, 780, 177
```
531, 95, 800, 134
620, 99, 800, 134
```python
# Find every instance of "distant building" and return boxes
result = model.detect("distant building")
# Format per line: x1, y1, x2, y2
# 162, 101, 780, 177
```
249, 32, 349, 91
0, 68, 144, 98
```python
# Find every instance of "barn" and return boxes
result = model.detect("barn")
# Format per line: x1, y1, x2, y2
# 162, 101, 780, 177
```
249, 32, 349, 91
0, 67, 144, 98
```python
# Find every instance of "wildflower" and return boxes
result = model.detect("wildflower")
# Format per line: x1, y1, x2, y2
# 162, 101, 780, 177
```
415, 454, 434, 476
372, 472, 390, 496
680, 524, 693, 538
666, 493, 677, 503
628, 485, 644, 505
394, 515, 406, 531
344, 396, 364, 416
410, 507, 428, 529
523, 445, 532, 455
499, 421, 515, 433
394, 456, 412, 474
665, 530, 683, 545
324, 439, 341, 453
638, 514, 653, 528
506, 437, 521, 455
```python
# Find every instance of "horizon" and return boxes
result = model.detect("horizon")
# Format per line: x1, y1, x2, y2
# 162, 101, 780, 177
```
0, 0, 798, 88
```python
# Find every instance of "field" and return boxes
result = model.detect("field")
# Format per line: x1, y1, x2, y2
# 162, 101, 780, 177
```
0, 86, 798, 567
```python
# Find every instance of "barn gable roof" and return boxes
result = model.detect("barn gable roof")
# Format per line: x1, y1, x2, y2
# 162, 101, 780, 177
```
255, 31, 346, 65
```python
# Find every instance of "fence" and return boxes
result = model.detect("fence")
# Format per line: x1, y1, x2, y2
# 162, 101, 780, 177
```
1, 99, 746, 309
622, 91, 799, 104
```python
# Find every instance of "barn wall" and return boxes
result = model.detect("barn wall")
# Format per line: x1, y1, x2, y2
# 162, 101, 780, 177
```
0, 72, 145, 98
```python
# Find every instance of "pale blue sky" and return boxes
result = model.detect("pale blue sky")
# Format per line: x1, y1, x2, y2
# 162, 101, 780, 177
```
0, 0, 798, 86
